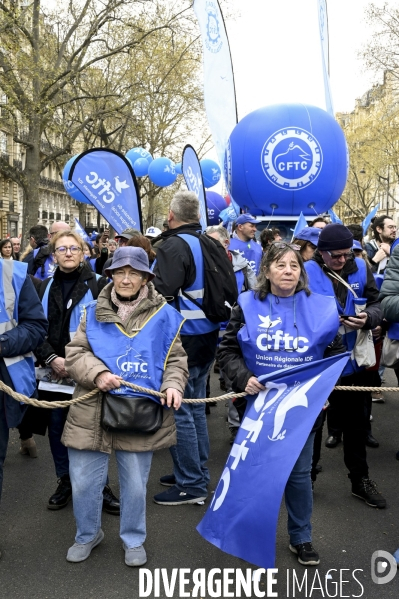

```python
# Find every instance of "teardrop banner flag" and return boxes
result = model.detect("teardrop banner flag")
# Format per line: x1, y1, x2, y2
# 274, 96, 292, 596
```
193, 0, 238, 174
318, 0, 334, 116
69, 148, 142, 235
197, 352, 350, 569
182, 145, 208, 231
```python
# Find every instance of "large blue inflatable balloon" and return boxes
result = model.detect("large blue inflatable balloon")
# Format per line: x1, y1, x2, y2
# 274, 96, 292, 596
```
148, 157, 177, 187
206, 191, 227, 225
225, 104, 348, 216
200, 159, 221, 188
133, 158, 149, 177
125, 147, 153, 166
62, 156, 90, 205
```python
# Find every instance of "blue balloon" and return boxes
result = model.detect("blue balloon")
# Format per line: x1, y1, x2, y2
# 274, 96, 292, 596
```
133, 158, 149, 177
225, 104, 348, 216
206, 191, 227, 225
148, 157, 177, 187
125, 147, 153, 166
62, 155, 90, 204
200, 159, 221, 188
175, 163, 182, 175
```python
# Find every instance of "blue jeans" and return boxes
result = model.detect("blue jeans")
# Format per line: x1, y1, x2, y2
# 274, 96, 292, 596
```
169, 360, 212, 497
48, 407, 69, 478
0, 394, 10, 503
284, 432, 315, 546
68, 448, 152, 547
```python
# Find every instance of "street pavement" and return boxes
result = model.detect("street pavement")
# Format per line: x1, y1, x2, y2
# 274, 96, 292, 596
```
1, 368, 399, 599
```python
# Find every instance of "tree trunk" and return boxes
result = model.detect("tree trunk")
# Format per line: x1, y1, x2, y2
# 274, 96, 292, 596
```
22, 117, 42, 240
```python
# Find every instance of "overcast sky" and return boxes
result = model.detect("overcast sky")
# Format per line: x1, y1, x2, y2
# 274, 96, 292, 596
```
226, 0, 387, 118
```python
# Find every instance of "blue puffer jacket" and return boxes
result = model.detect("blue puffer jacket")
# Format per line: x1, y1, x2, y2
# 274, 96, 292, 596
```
0, 276, 48, 428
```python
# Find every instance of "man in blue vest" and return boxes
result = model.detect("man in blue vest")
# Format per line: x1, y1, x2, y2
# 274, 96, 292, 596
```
229, 214, 263, 274
305, 223, 386, 508
0, 261, 48, 559
152, 191, 219, 505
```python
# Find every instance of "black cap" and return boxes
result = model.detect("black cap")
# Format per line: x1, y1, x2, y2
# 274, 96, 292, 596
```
317, 224, 353, 251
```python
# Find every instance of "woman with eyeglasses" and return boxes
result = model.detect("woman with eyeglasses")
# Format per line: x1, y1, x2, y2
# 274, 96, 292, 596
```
218, 242, 341, 567
24, 231, 120, 515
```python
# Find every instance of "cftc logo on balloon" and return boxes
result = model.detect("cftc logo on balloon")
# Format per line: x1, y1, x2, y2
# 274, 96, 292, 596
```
261, 128, 323, 190
205, 2, 222, 53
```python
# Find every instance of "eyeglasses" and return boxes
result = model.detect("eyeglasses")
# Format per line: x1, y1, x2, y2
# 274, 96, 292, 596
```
113, 271, 143, 281
54, 245, 82, 255
326, 250, 353, 260
271, 241, 301, 251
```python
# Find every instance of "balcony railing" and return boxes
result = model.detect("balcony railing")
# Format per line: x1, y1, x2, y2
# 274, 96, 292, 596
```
17, 130, 64, 155
39, 176, 65, 193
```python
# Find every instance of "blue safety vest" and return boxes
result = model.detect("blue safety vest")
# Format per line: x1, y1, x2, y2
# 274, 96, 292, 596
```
85, 300, 184, 402
305, 258, 367, 376
41, 275, 99, 339
33, 248, 56, 280
228, 237, 263, 275
172, 234, 219, 336
237, 290, 338, 377
0, 260, 36, 396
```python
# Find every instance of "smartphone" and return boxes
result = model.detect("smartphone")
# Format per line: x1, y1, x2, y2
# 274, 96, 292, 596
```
340, 314, 352, 319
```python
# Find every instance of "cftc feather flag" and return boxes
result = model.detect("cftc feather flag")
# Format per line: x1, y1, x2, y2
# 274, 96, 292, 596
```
197, 353, 350, 569
182, 145, 208, 231
69, 148, 142, 235
317, 0, 334, 117
193, 0, 238, 173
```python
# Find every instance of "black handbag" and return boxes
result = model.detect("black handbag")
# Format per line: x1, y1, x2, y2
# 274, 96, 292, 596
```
101, 393, 163, 434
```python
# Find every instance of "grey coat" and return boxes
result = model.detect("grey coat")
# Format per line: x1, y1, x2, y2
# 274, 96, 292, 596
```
379, 244, 399, 322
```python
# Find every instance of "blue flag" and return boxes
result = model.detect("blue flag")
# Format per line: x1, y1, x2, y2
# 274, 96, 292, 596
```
219, 195, 240, 224
362, 204, 380, 236
69, 148, 142, 235
182, 145, 208, 230
197, 353, 350, 569
292, 212, 308, 239
328, 209, 343, 224
74, 218, 91, 245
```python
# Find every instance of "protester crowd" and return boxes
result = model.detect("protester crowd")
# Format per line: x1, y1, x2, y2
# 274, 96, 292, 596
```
1, 195, 399, 568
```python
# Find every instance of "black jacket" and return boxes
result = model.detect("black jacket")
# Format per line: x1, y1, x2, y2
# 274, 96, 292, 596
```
35, 265, 107, 365
153, 222, 218, 366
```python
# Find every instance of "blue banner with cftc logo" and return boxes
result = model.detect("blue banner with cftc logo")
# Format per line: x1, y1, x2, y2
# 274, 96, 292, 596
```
197, 353, 350, 569
69, 148, 142, 234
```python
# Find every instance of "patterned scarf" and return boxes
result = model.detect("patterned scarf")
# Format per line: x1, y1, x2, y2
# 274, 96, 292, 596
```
111, 285, 149, 322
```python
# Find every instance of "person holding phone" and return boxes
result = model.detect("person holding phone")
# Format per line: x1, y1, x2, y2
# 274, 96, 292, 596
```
305, 224, 385, 508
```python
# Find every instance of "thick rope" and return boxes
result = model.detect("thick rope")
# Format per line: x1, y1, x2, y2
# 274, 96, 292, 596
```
0, 379, 397, 409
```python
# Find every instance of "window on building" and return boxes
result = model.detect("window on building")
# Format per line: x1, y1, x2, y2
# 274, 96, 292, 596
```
49, 212, 54, 220
56, 212, 61, 220
0, 131, 7, 153
42, 210, 48, 219
65, 214, 70, 222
